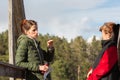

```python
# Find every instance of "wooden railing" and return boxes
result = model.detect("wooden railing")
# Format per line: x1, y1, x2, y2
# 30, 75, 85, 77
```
0, 62, 26, 79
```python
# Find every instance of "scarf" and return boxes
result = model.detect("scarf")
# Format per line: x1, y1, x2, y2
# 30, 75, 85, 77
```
92, 39, 116, 69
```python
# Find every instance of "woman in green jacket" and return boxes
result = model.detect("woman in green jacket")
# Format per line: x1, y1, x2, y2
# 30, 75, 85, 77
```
15, 19, 54, 80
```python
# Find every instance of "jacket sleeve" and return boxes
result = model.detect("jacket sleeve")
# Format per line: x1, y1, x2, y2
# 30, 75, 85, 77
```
15, 39, 39, 72
42, 47, 55, 62
88, 46, 118, 80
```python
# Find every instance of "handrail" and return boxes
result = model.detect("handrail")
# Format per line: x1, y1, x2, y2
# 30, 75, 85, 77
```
0, 62, 26, 79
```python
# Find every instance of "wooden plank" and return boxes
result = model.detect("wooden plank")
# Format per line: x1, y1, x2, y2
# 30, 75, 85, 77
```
0, 62, 26, 79
13, 0, 26, 39
9, 0, 15, 65
8, 0, 26, 79
8, 0, 26, 65
117, 25, 120, 70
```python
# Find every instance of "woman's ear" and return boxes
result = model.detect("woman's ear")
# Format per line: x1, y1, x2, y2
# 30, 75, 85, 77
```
24, 30, 29, 35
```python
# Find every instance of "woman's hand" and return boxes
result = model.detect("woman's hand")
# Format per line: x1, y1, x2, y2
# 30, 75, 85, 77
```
47, 40, 53, 47
87, 68, 93, 78
39, 64, 48, 72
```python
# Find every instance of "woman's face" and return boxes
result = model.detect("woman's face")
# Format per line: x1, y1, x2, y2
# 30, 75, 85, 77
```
26, 25, 38, 39
101, 30, 112, 40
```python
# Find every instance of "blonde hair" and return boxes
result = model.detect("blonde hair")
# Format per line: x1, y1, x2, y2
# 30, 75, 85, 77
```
99, 22, 119, 43
99, 22, 116, 36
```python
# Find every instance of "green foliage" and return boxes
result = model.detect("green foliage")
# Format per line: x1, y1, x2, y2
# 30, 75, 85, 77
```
0, 30, 8, 55
0, 30, 9, 63
87, 36, 101, 65
0, 55, 9, 62
70, 36, 89, 80
0, 31, 102, 80
0, 76, 9, 80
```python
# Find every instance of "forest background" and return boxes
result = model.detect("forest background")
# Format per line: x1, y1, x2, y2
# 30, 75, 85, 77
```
0, 30, 102, 80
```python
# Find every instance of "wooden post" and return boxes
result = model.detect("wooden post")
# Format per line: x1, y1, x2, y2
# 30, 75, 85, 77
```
9, 0, 15, 80
8, 0, 25, 80
9, 0, 15, 68
117, 25, 120, 70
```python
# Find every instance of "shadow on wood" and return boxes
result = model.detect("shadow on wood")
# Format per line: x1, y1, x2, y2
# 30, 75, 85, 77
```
0, 62, 26, 79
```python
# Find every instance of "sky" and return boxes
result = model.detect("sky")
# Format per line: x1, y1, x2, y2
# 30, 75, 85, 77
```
1, 0, 120, 42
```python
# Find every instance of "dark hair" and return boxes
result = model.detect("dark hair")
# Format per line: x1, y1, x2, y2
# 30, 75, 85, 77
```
113, 24, 120, 44
20, 19, 37, 34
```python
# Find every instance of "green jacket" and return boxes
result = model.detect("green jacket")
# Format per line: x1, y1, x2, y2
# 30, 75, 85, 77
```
15, 34, 54, 80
